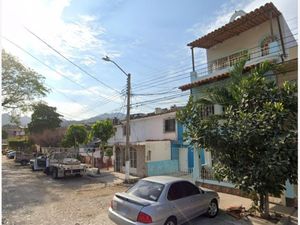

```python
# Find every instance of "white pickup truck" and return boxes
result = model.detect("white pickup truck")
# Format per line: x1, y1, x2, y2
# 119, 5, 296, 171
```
44, 151, 86, 179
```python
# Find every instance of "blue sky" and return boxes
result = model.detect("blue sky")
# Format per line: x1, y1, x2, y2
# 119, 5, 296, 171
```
2, 0, 298, 120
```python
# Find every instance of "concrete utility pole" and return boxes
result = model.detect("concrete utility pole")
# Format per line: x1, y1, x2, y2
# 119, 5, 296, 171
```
102, 56, 131, 182
125, 73, 131, 181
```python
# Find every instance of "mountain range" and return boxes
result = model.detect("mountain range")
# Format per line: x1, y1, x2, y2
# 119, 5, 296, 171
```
2, 113, 125, 127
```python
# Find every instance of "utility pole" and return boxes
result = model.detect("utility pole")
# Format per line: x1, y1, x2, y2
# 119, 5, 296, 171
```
102, 56, 131, 182
125, 73, 131, 182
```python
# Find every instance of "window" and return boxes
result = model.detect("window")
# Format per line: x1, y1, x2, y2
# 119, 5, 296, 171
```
180, 181, 200, 197
261, 36, 277, 56
167, 182, 184, 201
147, 150, 151, 161
229, 50, 249, 66
199, 105, 214, 118
130, 147, 137, 168
127, 180, 165, 201
164, 118, 175, 132
122, 149, 125, 166
123, 124, 130, 136
167, 181, 200, 201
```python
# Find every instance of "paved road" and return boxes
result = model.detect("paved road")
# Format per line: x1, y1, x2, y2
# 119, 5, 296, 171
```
2, 156, 250, 225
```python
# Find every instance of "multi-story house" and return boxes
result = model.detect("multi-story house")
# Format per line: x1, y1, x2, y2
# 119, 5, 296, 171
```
108, 106, 208, 177
179, 3, 297, 206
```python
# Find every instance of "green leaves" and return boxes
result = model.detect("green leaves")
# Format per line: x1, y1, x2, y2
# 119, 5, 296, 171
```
88, 120, 115, 148
28, 102, 62, 134
2, 50, 49, 114
177, 59, 297, 202
62, 124, 88, 148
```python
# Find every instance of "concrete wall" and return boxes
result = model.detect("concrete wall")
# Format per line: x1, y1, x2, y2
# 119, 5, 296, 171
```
277, 70, 297, 87
108, 112, 177, 144
144, 141, 171, 162
146, 160, 179, 176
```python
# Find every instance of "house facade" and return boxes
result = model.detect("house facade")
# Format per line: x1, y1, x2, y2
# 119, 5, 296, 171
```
108, 107, 208, 177
179, 3, 297, 206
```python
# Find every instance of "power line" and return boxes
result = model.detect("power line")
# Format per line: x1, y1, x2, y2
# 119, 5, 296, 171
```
131, 67, 298, 107
24, 27, 121, 94
131, 29, 298, 89
131, 34, 298, 93
131, 16, 298, 85
2, 36, 123, 104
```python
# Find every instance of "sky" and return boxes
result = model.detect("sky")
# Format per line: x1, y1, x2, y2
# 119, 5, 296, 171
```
1, 0, 298, 121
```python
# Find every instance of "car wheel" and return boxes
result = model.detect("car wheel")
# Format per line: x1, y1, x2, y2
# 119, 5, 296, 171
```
207, 199, 219, 218
164, 217, 177, 225
52, 168, 58, 179
31, 166, 35, 171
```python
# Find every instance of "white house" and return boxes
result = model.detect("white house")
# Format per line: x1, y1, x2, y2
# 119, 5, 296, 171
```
108, 107, 189, 177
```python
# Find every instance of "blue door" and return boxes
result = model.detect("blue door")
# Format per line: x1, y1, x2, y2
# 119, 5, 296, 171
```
188, 147, 194, 169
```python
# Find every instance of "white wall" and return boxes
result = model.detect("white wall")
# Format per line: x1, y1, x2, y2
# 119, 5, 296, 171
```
144, 141, 171, 162
108, 112, 177, 144
206, 16, 295, 63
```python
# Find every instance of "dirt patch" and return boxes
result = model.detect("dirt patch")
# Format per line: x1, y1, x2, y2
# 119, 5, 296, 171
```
2, 156, 127, 225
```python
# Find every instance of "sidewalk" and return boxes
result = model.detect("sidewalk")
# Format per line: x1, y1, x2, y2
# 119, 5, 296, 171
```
218, 192, 298, 224
86, 167, 140, 185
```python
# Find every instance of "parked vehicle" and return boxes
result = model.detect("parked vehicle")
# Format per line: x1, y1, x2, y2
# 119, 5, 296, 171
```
44, 151, 86, 179
15, 151, 33, 165
108, 176, 219, 225
6, 151, 16, 159
30, 155, 47, 171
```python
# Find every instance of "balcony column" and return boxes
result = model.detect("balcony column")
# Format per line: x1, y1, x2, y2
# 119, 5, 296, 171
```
191, 47, 195, 72
269, 10, 274, 40
277, 16, 286, 58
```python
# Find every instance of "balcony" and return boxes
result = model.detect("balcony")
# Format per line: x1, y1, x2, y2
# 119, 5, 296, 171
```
191, 41, 283, 83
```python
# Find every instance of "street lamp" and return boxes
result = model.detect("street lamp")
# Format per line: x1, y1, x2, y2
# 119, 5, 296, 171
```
102, 56, 131, 182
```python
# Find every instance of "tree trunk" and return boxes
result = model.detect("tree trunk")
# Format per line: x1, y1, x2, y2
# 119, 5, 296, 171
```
259, 193, 270, 218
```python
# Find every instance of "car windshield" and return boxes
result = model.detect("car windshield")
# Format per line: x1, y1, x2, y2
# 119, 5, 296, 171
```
127, 180, 164, 202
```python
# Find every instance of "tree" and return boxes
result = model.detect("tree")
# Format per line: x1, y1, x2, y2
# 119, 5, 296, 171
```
2, 50, 49, 116
89, 120, 115, 149
30, 128, 66, 147
62, 124, 88, 148
177, 60, 297, 217
89, 120, 115, 172
28, 103, 62, 134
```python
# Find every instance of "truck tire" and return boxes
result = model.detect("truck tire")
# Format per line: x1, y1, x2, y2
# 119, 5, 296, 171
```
52, 168, 58, 179
31, 165, 35, 171
44, 167, 50, 175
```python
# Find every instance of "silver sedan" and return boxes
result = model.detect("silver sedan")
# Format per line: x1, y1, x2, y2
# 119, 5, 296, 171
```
108, 176, 220, 225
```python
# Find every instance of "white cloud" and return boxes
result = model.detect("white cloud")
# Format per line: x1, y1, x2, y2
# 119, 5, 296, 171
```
46, 99, 90, 120
2, 0, 120, 66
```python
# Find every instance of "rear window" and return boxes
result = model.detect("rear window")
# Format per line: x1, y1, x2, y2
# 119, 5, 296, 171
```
127, 180, 164, 202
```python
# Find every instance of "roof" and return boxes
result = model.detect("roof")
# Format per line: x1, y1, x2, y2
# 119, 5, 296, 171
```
179, 64, 257, 91
116, 107, 183, 125
188, 2, 281, 49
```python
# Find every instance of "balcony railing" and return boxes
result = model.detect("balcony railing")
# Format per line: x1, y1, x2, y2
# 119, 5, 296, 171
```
191, 41, 284, 83
208, 41, 282, 74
